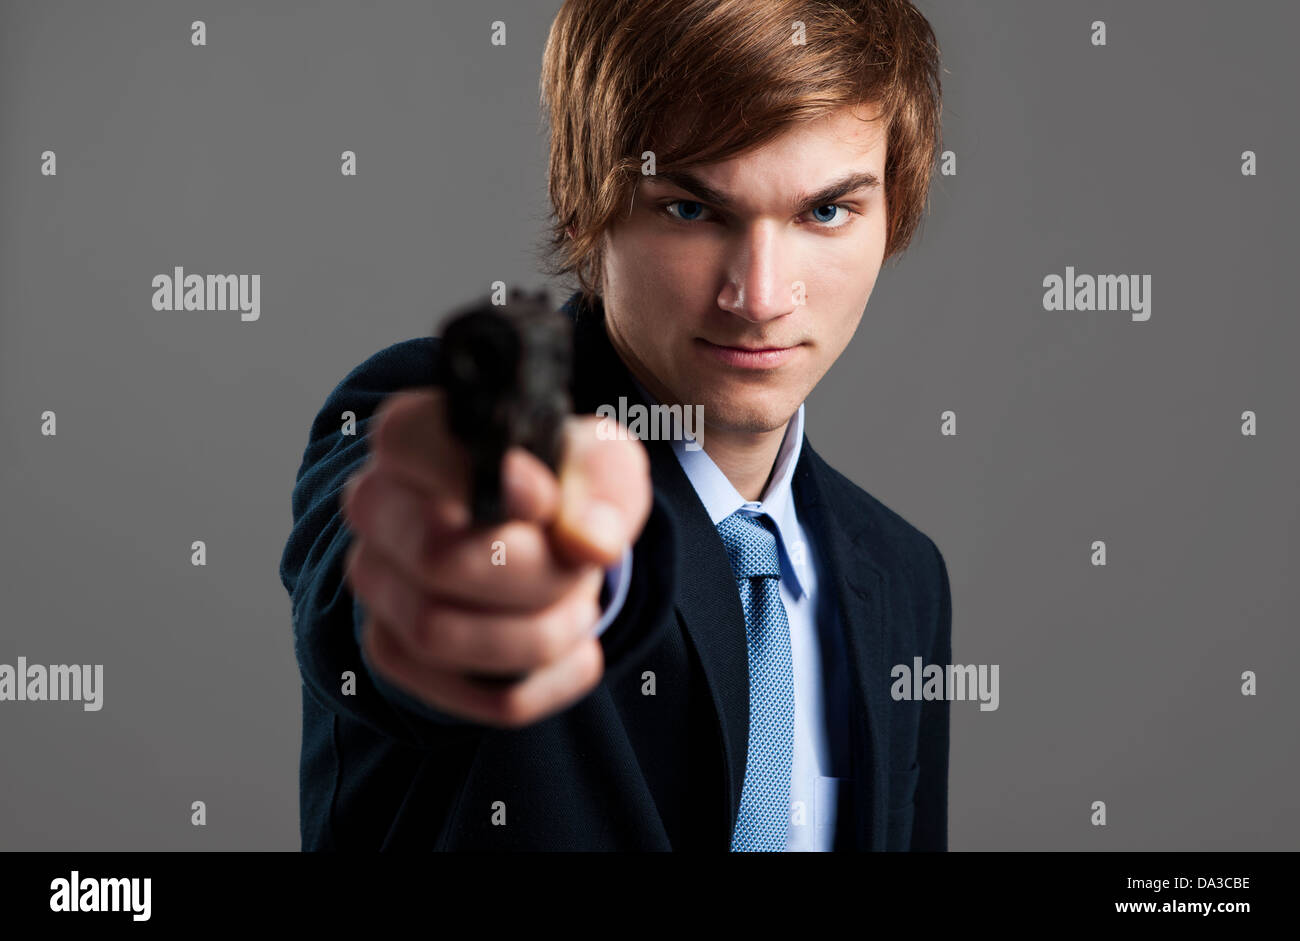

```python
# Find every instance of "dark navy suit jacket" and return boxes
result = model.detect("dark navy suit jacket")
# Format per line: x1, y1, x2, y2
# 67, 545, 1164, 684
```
279, 291, 952, 851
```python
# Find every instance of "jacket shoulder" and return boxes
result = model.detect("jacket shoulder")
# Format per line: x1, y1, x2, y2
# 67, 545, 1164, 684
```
802, 445, 945, 579
801, 445, 952, 669
308, 337, 439, 430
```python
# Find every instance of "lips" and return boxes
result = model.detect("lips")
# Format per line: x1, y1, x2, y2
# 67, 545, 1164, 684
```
698, 338, 799, 369
704, 338, 796, 352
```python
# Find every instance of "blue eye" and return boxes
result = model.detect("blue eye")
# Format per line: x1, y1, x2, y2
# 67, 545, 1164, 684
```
664, 200, 710, 222
809, 205, 853, 228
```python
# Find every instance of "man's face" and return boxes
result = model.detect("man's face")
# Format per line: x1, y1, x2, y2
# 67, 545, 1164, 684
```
600, 102, 890, 438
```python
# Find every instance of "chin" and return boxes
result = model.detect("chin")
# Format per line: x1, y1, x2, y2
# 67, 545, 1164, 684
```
702, 393, 798, 436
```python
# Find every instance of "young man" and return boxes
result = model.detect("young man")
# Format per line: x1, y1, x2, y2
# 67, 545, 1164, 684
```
280, 0, 949, 851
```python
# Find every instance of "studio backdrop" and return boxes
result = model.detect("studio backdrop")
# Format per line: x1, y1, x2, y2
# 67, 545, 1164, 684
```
0, 0, 1295, 850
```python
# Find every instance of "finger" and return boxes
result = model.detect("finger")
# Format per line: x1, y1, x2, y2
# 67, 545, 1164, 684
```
500, 447, 561, 523
551, 415, 653, 566
346, 485, 602, 609
369, 389, 472, 511
342, 465, 439, 568
421, 519, 602, 609
362, 612, 605, 730
370, 390, 561, 528
345, 462, 566, 606
348, 539, 602, 674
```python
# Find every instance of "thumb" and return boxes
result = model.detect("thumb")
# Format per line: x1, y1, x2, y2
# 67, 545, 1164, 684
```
550, 415, 652, 566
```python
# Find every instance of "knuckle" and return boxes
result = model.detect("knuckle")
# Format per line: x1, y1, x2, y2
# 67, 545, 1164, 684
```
534, 608, 571, 663
436, 604, 506, 671
439, 539, 487, 587
502, 520, 546, 564
474, 629, 513, 673
391, 494, 432, 564
423, 600, 474, 664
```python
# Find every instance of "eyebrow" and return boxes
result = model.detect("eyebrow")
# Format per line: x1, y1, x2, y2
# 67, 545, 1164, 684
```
648, 168, 881, 214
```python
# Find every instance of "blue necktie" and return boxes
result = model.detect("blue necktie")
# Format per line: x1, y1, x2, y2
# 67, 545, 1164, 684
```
716, 510, 795, 852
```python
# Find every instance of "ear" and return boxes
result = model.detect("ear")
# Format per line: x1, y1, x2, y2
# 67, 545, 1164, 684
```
565, 224, 576, 239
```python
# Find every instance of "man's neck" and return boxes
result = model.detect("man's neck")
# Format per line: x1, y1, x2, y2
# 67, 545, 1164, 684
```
700, 420, 790, 502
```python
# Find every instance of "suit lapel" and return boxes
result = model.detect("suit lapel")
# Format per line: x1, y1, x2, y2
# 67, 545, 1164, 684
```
644, 436, 751, 847
564, 292, 750, 849
793, 444, 891, 850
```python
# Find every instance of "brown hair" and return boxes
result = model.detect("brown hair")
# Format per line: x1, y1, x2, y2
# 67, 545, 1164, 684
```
538, 0, 943, 306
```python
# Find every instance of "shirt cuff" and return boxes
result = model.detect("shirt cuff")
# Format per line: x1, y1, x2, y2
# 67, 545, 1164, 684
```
590, 545, 633, 639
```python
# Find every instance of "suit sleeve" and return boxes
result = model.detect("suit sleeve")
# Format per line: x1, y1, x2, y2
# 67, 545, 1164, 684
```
278, 337, 478, 749
279, 337, 677, 749
911, 535, 952, 851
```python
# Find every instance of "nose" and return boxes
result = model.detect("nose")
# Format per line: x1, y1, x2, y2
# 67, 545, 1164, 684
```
716, 220, 799, 325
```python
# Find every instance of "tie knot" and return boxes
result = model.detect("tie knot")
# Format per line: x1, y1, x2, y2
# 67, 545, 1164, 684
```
715, 511, 782, 581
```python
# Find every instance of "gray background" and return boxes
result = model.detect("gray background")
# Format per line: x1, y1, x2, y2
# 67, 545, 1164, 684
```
1, 0, 1295, 850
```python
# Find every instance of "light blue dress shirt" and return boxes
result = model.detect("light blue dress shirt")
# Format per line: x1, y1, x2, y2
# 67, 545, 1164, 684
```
591, 402, 852, 851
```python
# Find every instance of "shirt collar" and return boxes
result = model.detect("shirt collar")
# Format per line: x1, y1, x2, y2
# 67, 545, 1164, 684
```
628, 377, 810, 598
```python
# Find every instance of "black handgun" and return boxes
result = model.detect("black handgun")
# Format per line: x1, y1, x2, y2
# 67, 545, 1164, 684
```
439, 287, 573, 527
